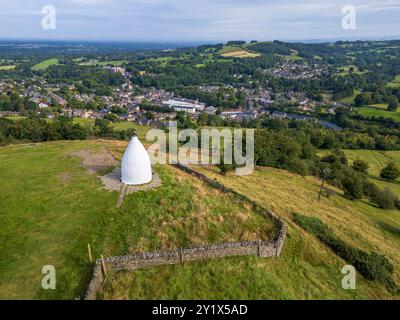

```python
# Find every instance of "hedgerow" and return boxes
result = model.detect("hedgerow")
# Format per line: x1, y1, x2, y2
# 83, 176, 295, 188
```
293, 213, 399, 294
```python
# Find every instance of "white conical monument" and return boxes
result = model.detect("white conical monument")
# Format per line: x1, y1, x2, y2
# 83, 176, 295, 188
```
121, 132, 152, 185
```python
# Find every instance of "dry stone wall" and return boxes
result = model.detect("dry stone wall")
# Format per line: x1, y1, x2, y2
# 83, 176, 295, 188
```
85, 165, 286, 300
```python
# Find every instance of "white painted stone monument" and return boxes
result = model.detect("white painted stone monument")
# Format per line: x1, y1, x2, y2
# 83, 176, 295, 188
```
121, 133, 152, 185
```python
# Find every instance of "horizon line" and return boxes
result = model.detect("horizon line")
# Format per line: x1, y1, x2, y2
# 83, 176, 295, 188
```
1, 35, 400, 45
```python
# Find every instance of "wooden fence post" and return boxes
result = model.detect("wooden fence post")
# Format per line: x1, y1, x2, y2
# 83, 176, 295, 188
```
100, 255, 107, 276
88, 243, 93, 263
179, 247, 184, 265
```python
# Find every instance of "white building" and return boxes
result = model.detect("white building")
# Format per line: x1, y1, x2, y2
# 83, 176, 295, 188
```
220, 108, 244, 119
162, 99, 205, 114
38, 103, 49, 109
121, 134, 153, 185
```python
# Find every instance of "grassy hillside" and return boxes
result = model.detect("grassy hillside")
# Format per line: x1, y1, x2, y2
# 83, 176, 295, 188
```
0, 140, 275, 299
219, 46, 260, 58
336, 65, 366, 76
100, 164, 400, 300
339, 89, 361, 104
324, 149, 400, 195
71, 118, 151, 139
357, 106, 400, 122
78, 60, 127, 66
31, 58, 60, 71
0, 65, 16, 70
387, 75, 400, 89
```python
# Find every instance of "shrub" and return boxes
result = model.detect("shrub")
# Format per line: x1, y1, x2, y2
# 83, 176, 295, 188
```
293, 213, 398, 293
363, 181, 380, 198
284, 158, 309, 176
369, 187, 397, 210
341, 172, 364, 200
352, 159, 369, 174
380, 162, 400, 181
395, 198, 400, 210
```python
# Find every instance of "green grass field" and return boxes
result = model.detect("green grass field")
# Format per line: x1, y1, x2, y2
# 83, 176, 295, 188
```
31, 58, 60, 71
4, 117, 151, 141
71, 119, 150, 140
330, 149, 400, 195
100, 162, 400, 300
78, 60, 127, 67
387, 75, 400, 89
357, 106, 400, 122
0, 65, 16, 71
0, 140, 275, 299
339, 89, 361, 104
282, 49, 302, 61
336, 65, 366, 77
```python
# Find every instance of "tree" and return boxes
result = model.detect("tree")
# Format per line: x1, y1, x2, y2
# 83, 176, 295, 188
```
94, 118, 113, 136
352, 159, 369, 175
369, 187, 397, 210
342, 172, 364, 200
387, 95, 399, 111
380, 162, 400, 181
354, 93, 371, 107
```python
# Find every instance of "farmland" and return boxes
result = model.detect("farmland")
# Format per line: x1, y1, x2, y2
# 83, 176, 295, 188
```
332, 149, 400, 195
387, 75, 400, 89
357, 105, 400, 122
77, 60, 128, 67
219, 46, 260, 58
31, 58, 60, 71
0, 65, 16, 71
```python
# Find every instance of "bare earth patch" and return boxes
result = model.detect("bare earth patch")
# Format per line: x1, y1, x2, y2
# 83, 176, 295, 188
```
100, 167, 161, 194
73, 149, 118, 174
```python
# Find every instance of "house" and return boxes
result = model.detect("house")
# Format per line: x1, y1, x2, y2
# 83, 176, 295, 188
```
38, 103, 49, 109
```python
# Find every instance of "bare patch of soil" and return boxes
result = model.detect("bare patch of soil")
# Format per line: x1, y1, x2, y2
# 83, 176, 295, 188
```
100, 167, 161, 194
73, 149, 118, 174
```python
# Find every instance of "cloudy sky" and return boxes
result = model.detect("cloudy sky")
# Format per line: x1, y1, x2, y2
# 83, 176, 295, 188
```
1, 0, 400, 42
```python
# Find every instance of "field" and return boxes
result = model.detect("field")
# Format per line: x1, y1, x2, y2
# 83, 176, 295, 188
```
328, 149, 400, 195
4, 117, 151, 141
339, 89, 361, 104
219, 46, 260, 59
100, 160, 400, 300
31, 58, 60, 71
71, 119, 150, 140
0, 65, 16, 70
282, 49, 302, 61
0, 140, 276, 299
357, 106, 400, 122
336, 65, 366, 76
78, 60, 128, 67
387, 75, 400, 89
